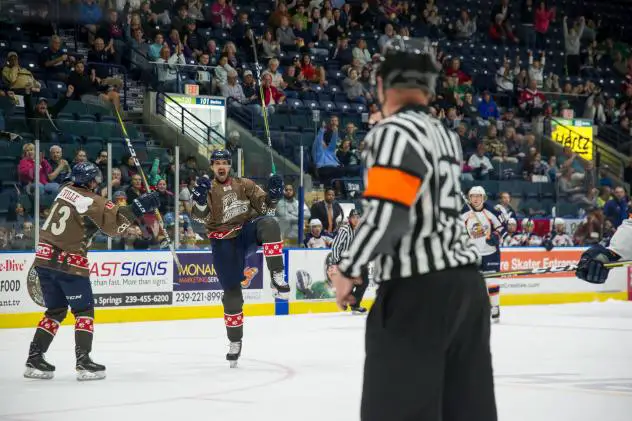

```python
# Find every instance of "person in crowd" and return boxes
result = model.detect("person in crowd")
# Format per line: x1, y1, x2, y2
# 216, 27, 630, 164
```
467, 142, 494, 180
275, 183, 311, 245
603, 186, 629, 227
309, 188, 344, 235
563, 16, 585, 76
17, 143, 59, 195
46, 145, 71, 185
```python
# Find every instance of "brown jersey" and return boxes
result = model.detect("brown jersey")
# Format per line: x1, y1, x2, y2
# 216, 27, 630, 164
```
35, 184, 136, 277
190, 177, 269, 239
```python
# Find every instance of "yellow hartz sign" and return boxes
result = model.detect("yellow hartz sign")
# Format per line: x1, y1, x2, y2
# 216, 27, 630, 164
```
550, 118, 593, 160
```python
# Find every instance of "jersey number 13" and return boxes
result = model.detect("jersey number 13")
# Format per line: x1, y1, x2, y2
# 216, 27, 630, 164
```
42, 202, 72, 235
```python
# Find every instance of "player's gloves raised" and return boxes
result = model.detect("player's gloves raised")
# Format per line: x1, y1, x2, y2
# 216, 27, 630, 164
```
192, 176, 211, 206
486, 232, 500, 247
575, 244, 620, 284
131, 191, 160, 217
267, 174, 283, 203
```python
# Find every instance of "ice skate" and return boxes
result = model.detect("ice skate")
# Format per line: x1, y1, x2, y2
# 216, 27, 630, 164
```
226, 341, 242, 368
271, 272, 290, 300
350, 305, 367, 315
76, 353, 106, 381
491, 306, 500, 324
24, 344, 55, 380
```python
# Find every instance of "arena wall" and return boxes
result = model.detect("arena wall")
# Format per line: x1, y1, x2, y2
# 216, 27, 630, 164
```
1, 248, 629, 328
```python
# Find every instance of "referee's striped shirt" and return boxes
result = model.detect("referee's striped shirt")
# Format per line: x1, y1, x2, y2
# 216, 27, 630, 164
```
331, 223, 354, 264
338, 105, 480, 282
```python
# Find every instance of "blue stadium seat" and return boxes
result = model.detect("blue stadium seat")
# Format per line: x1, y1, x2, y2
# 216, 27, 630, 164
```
320, 101, 336, 112
0, 163, 17, 184
79, 114, 97, 122
335, 102, 351, 112
287, 99, 305, 110
57, 113, 75, 121
522, 183, 541, 199
48, 81, 67, 97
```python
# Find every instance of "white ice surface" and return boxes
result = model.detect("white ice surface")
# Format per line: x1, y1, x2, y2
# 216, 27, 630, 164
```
1, 301, 632, 421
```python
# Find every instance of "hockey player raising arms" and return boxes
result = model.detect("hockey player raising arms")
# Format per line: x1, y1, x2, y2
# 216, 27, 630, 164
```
189, 149, 290, 367
24, 162, 160, 381
461, 186, 504, 322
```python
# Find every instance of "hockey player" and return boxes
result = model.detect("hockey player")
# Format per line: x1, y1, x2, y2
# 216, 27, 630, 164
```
190, 149, 290, 367
502, 218, 522, 246
461, 186, 504, 323
327, 209, 368, 314
543, 218, 574, 250
517, 218, 543, 246
576, 216, 632, 283
24, 162, 160, 381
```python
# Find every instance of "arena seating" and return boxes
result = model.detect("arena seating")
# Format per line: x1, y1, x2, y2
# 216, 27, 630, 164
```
0, 0, 630, 250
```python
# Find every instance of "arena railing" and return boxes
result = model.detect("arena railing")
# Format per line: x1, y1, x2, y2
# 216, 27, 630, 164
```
155, 91, 225, 150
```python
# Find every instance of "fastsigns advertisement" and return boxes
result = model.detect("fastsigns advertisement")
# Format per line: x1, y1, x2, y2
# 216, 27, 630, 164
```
0, 251, 174, 314
173, 251, 266, 305
89, 252, 173, 307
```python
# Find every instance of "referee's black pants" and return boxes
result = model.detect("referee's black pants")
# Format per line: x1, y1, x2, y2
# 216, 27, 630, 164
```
361, 265, 497, 421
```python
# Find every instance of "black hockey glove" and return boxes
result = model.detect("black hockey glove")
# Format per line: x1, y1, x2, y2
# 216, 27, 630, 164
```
543, 231, 556, 251
267, 174, 284, 203
192, 176, 211, 206
131, 192, 161, 217
486, 232, 500, 247
575, 244, 620, 284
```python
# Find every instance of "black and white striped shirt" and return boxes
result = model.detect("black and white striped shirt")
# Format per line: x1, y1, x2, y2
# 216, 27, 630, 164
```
331, 223, 354, 264
338, 105, 480, 282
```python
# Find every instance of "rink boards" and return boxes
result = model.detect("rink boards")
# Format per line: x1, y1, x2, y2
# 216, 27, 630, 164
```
0, 247, 630, 328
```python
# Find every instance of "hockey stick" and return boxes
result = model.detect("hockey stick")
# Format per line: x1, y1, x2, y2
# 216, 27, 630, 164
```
249, 29, 276, 175
113, 107, 183, 272
483, 260, 632, 279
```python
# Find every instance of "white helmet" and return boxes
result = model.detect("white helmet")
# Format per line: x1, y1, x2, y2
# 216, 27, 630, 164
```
469, 186, 486, 198
554, 217, 565, 227
507, 218, 517, 226
522, 218, 534, 228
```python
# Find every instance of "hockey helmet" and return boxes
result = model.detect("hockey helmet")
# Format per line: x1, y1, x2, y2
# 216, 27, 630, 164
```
468, 186, 487, 199
522, 218, 534, 229
377, 36, 441, 95
71, 162, 102, 187
507, 218, 517, 226
210, 149, 232, 164
554, 217, 565, 227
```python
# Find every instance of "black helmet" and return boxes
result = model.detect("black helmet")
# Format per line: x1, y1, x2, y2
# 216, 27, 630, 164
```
377, 36, 441, 95
210, 149, 232, 164
71, 162, 102, 187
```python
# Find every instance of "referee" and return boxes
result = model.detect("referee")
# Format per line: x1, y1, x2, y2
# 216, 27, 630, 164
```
327, 209, 368, 313
331, 37, 497, 421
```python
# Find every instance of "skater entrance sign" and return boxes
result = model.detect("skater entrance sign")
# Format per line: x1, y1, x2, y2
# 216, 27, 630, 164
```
1, 248, 630, 328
